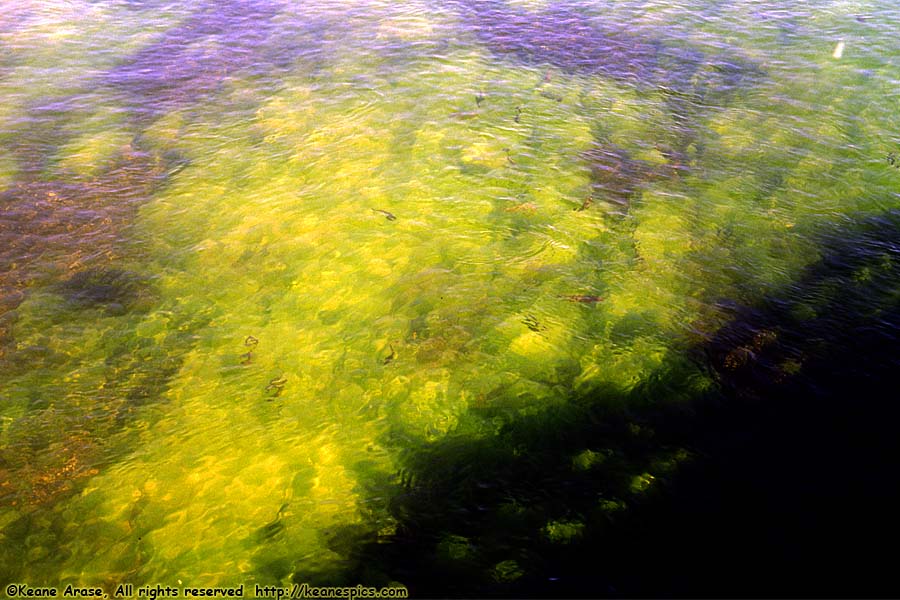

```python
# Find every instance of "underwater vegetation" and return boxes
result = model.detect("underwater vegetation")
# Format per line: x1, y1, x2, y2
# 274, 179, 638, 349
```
436, 0, 764, 213
347, 210, 900, 597
0, 0, 899, 595
0, 152, 167, 351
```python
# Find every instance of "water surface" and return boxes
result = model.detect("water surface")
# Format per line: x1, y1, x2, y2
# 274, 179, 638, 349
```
1, 0, 899, 595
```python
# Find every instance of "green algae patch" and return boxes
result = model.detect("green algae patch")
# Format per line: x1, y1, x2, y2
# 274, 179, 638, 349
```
0, 150, 16, 187
542, 519, 586, 543
491, 559, 524, 583
2, 0, 900, 591
437, 534, 474, 562
629, 472, 657, 494
572, 449, 608, 472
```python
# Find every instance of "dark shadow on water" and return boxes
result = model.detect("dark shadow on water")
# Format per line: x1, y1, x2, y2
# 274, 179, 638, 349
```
334, 209, 900, 598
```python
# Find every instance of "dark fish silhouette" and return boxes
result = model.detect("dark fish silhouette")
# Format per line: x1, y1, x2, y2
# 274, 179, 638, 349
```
383, 344, 397, 365
372, 209, 397, 221
265, 375, 287, 398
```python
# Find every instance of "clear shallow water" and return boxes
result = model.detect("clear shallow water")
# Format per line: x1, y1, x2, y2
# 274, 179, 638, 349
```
1, 0, 899, 594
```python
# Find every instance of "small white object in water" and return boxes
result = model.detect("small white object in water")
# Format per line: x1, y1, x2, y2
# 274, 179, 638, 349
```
832, 41, 845, 59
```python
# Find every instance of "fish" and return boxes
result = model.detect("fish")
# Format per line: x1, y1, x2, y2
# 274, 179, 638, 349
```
448, 1, 663, 84
383, 344, 397, 365
447, 0, 762, 93
256, 502, 290, 542
372, 209, 397, 221
265, 375, 287, 398
559, 294, 604, 303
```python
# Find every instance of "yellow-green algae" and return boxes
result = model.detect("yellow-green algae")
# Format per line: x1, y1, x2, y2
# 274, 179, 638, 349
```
1, 0, 899, 590
542, 519, 585, 543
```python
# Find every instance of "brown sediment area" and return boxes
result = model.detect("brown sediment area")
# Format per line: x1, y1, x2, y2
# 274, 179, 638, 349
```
0, 148, 166, 343
582, 142, 685, 209
0, 0, 296, 514
0, 147, 171, 509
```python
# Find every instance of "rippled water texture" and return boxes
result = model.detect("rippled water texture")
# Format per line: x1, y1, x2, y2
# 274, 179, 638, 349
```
1, 0, 899, 595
